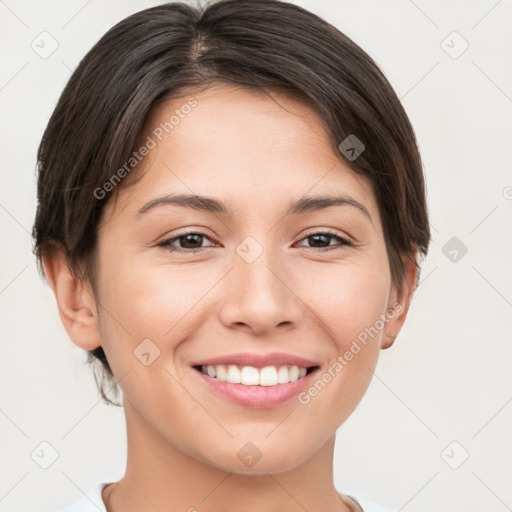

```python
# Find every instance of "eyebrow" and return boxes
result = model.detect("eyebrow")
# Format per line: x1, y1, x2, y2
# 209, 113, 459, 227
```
136, 193, 372, 223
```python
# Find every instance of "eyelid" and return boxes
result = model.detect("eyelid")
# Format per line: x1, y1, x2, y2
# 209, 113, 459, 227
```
299, 227, 352, 242
294, 228, 354, 249
156, 229, 219, 249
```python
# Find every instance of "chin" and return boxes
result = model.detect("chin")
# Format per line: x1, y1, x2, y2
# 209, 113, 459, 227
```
198, 441, 317, 476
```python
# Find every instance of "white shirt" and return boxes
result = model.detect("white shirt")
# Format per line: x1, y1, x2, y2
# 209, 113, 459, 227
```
54, 482, 397, 512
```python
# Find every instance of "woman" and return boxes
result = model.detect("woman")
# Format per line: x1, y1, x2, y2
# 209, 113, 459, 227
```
33, 1, 430, 510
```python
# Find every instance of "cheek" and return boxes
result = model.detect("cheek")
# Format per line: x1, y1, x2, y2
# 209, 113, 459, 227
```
95, 247, 220, 364
303, 254, 391, 347
293, 256, 391, 420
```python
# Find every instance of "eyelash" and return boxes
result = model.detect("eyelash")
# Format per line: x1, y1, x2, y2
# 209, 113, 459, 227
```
156, 229, 354, 253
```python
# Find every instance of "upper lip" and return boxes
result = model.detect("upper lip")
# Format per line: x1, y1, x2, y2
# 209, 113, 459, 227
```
192, 352, 320, 369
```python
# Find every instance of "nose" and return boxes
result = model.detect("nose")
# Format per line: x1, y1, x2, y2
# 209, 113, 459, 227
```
217, 243, 304, 336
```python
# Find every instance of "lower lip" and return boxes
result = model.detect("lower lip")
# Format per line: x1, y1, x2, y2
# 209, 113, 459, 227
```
193, 367, 320, 408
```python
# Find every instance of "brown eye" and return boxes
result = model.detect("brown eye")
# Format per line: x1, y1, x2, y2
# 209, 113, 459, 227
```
296, 231, 353, 250
157, 231, 216, 253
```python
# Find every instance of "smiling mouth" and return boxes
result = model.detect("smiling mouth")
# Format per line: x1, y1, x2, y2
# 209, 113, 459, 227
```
192, 364, 320, 386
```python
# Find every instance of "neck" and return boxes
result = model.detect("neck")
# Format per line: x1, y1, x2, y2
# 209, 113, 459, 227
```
104, 398, 357, 512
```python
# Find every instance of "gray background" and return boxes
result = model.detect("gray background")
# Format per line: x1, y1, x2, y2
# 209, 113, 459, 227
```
1, 0, 511, 511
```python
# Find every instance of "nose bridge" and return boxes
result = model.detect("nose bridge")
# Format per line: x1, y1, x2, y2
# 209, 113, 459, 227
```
238, 238, 284, 297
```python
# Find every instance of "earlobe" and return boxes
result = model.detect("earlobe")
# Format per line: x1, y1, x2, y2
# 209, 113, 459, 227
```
381, 251, 419, 350
42, 246, 102, 351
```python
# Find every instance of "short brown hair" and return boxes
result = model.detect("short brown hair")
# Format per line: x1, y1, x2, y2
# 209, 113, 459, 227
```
32, 0, 431, 405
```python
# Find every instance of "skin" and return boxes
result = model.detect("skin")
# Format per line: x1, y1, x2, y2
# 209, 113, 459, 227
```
43, 84, 417, 512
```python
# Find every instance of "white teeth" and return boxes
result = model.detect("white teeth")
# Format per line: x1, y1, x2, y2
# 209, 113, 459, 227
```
226, 365, 241, 383
260, 366, 278, 386
277, 366, 290, 384
241, 366, 260, 385
216, 364, 228, 381
200, 364, 311, 386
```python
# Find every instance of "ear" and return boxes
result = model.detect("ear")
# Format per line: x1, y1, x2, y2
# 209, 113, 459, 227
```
42, 246, 102, 350
381, 250, 419, 350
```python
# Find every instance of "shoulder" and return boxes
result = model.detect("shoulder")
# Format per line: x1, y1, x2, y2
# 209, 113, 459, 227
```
346, 492, 397, 512
53, 482, 108, 512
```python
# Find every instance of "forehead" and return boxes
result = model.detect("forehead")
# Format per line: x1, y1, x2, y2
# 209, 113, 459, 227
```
103, 84, 376, 222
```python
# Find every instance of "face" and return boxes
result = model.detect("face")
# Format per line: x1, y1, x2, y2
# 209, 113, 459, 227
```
82, 84, 411, 474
